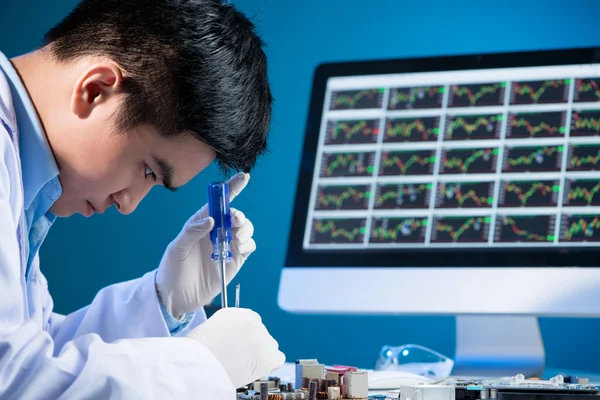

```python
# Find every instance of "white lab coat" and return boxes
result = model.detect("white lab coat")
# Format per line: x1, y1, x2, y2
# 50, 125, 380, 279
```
0, 64, 235, 398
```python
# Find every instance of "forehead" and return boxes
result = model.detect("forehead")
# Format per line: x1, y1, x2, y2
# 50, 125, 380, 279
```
134, 126, 216, 186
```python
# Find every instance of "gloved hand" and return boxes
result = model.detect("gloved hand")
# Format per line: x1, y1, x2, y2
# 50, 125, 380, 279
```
155, 172, 256, 318
186, 308, 286, 388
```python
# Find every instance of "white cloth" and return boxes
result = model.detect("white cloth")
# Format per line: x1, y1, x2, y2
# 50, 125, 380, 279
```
0, 58, 235, 399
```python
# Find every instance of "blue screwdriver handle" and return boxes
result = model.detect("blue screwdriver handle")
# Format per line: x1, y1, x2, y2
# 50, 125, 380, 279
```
207, 182, 233, 308
207, 182, 233, 262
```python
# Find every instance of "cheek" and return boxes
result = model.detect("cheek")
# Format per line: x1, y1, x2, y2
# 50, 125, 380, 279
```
59, 163, 120, 200
60, 137, 133, 195
77, 163, 121, 185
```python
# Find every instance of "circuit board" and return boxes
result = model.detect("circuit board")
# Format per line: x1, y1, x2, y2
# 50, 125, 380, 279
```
380, 375, 600, 400
236, 360, 600, 400
236, 359, 369, 399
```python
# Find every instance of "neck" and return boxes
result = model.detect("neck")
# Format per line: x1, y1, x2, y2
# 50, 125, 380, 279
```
10, 48, 61, 148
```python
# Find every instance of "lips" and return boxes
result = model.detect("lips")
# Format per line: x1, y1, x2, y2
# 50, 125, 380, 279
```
86, 196, 118, 215
83, 201, 95, 217
91, 200, 113, 214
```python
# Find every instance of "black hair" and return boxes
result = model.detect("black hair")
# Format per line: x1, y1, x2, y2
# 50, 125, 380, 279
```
44, 0, 271, 173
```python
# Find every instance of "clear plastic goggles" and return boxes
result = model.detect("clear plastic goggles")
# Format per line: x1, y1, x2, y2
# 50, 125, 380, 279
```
375, 344, 454, 383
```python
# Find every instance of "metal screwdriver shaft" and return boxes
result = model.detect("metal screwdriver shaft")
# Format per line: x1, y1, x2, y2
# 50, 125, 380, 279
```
218, 233, 227, 308
220, 260, 227, 307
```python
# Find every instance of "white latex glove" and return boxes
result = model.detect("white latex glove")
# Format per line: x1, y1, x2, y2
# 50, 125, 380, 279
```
186, 308, 286, 389
155, 172, 256, 318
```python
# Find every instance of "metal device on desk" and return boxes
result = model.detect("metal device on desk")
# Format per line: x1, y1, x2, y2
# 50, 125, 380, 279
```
208, 181, 234, 308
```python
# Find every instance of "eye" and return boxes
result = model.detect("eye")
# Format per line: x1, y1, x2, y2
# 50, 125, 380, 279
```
145, 165, 157, 181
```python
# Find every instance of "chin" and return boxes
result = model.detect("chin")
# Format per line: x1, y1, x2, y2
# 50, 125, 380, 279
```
51, 209, 73, 218
49, 203, 74, 218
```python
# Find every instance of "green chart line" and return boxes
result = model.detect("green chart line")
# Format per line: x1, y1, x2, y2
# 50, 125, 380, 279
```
563, 217, 600, 241
568, 183, 600, 204
331, 121, 378, 141
513, 80, 566, 102
390, 87, 442, 106
386, 119, 439, 139
504, 182, 556, 205
575, 117, 600, 133
333, 89, 382, 107
452, 83, 504, 106
319, 187, 370, 209
570, 149, 600, 168
443, 149, 495, 173
447, 116, 499, 137
315, 220, 365, 241
507, 146, 559, 167
503, 217, 549, 241
378, 184, 430, 204
578, 80, 600, 99
510, 117, 564, 136
372, 219, 426, 240
440, 187, 491, 206
325, 154, 372, 176
383, 154, 435, 174
436, 217, 485, 241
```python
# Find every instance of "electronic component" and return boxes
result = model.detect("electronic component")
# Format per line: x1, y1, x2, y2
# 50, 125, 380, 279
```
345, 371, 368, 398
237, 359, 369, 399
329, 387, 341, 399
261, 382, 268, 400
207, 182, 232, 308
309, 380, 317, 399
296, 360, 326, 389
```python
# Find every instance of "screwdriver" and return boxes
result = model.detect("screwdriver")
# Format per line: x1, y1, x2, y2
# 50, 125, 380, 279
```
208, 182, 233, 308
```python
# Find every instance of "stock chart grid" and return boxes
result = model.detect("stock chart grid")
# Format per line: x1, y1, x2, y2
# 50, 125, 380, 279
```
305, 72, 600, 249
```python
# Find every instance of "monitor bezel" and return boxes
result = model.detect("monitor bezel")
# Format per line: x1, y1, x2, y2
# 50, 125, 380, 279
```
285, 46, 600, 267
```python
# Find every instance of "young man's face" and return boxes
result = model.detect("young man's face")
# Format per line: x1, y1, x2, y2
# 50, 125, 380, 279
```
50, 126, 215, 217
47, 60, 215, 217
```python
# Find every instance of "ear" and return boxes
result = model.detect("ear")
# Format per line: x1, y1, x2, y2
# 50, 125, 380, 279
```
70, 62, 123, 119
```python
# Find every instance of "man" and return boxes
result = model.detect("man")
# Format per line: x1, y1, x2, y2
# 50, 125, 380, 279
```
0, 0, 285, 398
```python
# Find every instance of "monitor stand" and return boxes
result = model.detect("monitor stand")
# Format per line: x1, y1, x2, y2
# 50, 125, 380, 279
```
452, 315, 545, 377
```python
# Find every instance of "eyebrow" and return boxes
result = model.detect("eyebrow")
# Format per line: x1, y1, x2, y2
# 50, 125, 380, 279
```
152, 155, 178, 192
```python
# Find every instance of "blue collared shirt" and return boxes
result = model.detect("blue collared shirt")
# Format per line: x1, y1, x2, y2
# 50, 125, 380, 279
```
0, 53, 61, 280
0, 52, 189, 335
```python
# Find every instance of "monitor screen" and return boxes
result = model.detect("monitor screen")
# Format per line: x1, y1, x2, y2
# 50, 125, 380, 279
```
286, 48, 600, 267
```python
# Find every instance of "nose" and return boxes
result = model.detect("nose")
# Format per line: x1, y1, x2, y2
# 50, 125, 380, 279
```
112, 180, 154, 215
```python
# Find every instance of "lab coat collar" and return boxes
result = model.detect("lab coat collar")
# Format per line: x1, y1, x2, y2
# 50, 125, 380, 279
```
0, 51, 61, 209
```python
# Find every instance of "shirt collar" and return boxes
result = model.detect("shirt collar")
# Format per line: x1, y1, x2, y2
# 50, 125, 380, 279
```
0, 52, 61, 209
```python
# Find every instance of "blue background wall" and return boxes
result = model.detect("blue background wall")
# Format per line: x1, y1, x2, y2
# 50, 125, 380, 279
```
1, 0, 600, 373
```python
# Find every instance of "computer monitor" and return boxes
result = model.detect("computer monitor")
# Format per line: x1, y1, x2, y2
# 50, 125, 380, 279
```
279, 47, 600, 376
